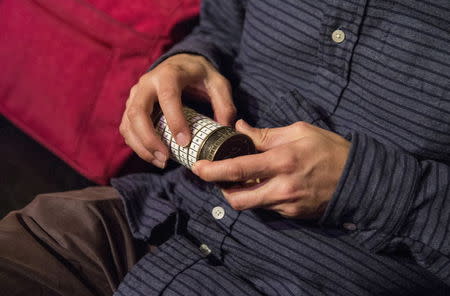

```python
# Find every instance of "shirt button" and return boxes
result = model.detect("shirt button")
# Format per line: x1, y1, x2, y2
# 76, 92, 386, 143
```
332, 29, 346, 43
343, 222, 357, 231
212, 206, 225, 220
199, 244, 211, 256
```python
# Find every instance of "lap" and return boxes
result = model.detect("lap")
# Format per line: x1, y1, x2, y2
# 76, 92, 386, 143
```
0, 187, 146, 296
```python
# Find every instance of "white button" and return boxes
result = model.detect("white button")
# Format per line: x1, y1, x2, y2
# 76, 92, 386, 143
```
332, 29, 346, 43
212, 206, 225, 220
199, 244, 211, 256
343, 222, 357, 231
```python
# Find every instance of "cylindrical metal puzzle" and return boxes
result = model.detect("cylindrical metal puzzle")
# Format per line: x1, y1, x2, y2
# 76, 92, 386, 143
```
153, 106, 256, 169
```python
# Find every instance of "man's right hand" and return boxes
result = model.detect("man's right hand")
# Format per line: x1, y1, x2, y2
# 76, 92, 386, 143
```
119, 54, 236, 168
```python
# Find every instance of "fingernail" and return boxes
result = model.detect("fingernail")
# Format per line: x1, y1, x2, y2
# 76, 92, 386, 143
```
152, 159, 166, 169
154, 151, 167, 162
176, 132, 190, 147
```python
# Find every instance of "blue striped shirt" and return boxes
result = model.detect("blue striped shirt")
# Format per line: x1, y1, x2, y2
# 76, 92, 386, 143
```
112, 0, 450, 294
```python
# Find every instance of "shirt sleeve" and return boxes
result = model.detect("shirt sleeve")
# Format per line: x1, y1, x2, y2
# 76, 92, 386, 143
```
150, 0, 247, 77
321, 131, 450, 285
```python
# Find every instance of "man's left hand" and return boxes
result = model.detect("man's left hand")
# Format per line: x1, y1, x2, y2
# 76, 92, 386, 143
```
192, 120, 350, 219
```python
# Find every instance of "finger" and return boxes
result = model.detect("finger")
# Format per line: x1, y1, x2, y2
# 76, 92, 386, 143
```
235, 120, 311, 151
263, 201, 298, 218
126, 84, 169, 161
155, 72, 191, 147
221, 178, 279, 211
120, 115, 166, 168
192, 152, 278, 182
125, 131, 166, 169
205, 73, 236, 126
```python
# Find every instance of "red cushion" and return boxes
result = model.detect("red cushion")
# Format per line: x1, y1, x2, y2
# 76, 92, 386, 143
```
0, 0, 199, 184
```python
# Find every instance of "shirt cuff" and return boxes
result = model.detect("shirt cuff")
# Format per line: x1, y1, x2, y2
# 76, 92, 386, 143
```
320, 132, 419, 252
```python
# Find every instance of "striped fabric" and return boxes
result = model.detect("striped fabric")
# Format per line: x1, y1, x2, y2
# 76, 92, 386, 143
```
111, 0, 450, 294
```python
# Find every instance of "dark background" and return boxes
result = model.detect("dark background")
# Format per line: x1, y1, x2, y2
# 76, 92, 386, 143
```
0, 115, 93, 217
0, 115, 157, 218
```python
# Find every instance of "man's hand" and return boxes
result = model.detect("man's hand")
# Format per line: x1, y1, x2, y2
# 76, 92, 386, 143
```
192, 120, 351, 219
120, 54, 236, 168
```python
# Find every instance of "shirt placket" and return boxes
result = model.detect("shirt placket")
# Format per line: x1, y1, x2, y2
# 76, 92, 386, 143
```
207, 186, 240, 229
186, 186, 240, 259
315, 0, 369, 109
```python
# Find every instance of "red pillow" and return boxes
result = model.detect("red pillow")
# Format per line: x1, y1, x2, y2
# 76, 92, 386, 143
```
0, 0, 199, 184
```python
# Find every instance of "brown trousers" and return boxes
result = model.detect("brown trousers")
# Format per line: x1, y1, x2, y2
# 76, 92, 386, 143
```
0, 187, 147, 296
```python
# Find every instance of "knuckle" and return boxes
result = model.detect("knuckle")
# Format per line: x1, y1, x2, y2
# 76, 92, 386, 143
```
138, 73, 151, 85
123, 137, 129, 145
129, 85, 138, 96
282, 207, 301, 218
193, 54, 211, 68
136, 151, 153, 163
160, 63, 184, 78
228, 165, 245, 181
228, 198, 244, 211
158, 88, 177, 102
119, 124, 126, 136
126, 106, 140, 119
214, 75, 231, 90
278, 152, 297, 173
279, 182, 297, 198
292, 121, 310, 133
166, 62, 184, 71
140, 137, 155, 151
167, 122, 184, 135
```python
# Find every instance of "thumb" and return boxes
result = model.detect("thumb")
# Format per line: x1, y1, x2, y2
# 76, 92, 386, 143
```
235, 119, 295, 151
